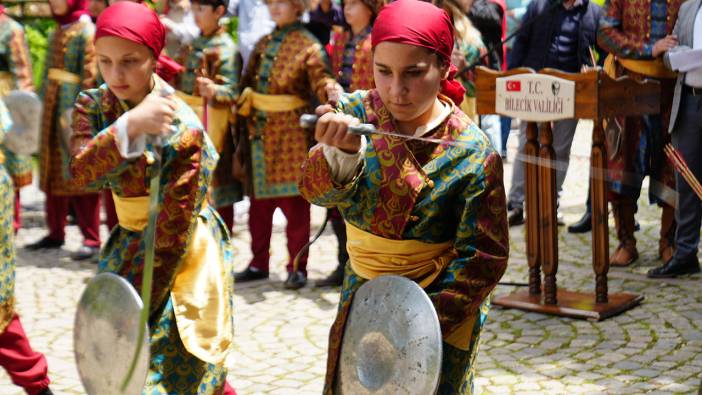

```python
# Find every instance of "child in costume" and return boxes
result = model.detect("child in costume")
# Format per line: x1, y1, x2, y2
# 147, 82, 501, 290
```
299, 1, 509, 393
70, 3, 235, 393
234, 0, 336, 289
0, 8, 35, 233
176, 0, 240, 232
0, 79, 53, 395
28, 0, 101, 261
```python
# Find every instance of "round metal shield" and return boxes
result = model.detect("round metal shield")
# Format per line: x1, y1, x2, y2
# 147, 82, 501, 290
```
2, 90, 41, 155
336, 275, 442, 395
74, 273, 149, 395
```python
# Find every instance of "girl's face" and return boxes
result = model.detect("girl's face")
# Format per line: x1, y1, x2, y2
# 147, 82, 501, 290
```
343, 0, 373, 32
49, 0, 69, 16
88, 0, 107, 18
266, 0, 301, 27
373, 42, 448, 127
95, 36, 157, 105
192, 3, 225, 35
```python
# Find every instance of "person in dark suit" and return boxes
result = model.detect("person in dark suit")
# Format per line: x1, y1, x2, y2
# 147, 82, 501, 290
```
649, 0, 702, 278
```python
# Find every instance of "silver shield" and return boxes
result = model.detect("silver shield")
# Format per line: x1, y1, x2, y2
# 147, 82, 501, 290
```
2, 90, 41, 155
336, 275, 442, 395
74, 273, 149, 395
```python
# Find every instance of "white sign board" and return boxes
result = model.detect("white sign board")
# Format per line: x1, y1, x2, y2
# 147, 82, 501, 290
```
495, 74, 575, 122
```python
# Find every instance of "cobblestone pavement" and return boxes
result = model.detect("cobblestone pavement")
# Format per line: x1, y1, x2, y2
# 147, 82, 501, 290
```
0, 121, 701, 394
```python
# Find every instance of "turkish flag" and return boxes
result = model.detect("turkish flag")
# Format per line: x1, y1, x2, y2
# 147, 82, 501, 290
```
506, 80, 521, 92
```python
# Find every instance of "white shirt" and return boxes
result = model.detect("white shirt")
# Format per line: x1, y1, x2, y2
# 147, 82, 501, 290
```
230, 0, 275, 69
685, 4, 702, 87
322, 102, 453, 184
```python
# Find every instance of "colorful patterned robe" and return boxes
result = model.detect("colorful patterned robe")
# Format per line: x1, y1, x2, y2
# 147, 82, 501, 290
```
598, 0, 682, 59
299, 90, 509, 395
0, 98, 17, 333
0, 14, 34, 190
597, 0, 681, 203
329, 27, 374, 92
38, 17, 97, 195
70, 76, 234, 394
239, 21, 335, 198
177, 27, 241, 208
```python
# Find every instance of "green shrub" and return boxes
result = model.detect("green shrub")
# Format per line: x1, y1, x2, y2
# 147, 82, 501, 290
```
24, 19, 55, 89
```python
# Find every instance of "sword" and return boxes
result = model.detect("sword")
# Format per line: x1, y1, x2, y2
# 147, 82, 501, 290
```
122, 85, 177, 391
299, 114, 464, 147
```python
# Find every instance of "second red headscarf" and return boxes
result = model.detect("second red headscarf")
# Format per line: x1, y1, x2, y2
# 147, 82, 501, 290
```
51, 0, 90, 25
95, 1, 182, 82
371, 0, 465, 105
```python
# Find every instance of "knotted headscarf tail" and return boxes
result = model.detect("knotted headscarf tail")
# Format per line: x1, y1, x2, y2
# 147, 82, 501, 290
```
371, 0, 466, 105
95, 2, 183, 82
51, 0, 90, 25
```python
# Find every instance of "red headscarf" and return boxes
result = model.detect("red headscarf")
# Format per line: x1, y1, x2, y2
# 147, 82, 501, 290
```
0, 6, 5, 15
52, 0, 90, 25
95, 1, 183, 82
371, 0, 465, 105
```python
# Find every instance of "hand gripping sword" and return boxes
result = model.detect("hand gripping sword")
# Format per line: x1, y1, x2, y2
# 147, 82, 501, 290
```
121, 85, 177, 391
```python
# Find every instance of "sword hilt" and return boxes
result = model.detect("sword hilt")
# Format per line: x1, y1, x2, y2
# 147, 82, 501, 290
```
299, 113, 375, 136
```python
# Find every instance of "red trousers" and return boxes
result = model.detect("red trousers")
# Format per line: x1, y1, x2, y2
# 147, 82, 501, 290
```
45, 192, 101, 247
248, 196, 310, 274
0, 315, 50, 395
103, 190, 118, 231
216, 205, 234, 234
13, 192, 20, 234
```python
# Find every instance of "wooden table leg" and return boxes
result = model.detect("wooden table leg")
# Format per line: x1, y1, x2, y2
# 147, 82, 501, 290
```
539, 122, 558, 305
524, 122, 541, 295
591, 120, 610, 304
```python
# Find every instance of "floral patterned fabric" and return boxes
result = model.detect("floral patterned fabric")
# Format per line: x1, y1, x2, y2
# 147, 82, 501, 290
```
598, 0, 683, 59
299, 89, 509, 394
70, 75, 234, 394
329, 27, 374, 92
239, 22, 335, 198
0, 99, 15, 333
176, 28, 241, 208
0, 14, 34, 189
38, 18, 97, 195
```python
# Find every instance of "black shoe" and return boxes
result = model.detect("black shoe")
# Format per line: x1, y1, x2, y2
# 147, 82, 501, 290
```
315, 266, 344, 288
647, 256, 701, 278
37, 388, 54, 395
634, 220, 640, 232
234, 267, 269, 283
71, 245, 99, 261
508, 207, 524, 227
25, 236, 64, 250
568, 211, 592, 233
284, 270, 307, 290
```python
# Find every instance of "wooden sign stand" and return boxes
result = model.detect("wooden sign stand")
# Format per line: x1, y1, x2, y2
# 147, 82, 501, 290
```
476, 67, 658, 320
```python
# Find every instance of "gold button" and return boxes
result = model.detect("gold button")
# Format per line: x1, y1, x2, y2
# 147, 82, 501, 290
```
409, 215, 420, 221
426, 179, 435, 188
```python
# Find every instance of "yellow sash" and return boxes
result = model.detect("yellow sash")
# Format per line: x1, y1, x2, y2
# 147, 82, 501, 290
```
175, 91, 231, 152
346, 223, 481, 350
345, 223, 457, 288
236, 86, 307, 117
48, 68, 81, 85
604, 54, 677, 79
0, 72, 13, 97
111, 193, 232, 364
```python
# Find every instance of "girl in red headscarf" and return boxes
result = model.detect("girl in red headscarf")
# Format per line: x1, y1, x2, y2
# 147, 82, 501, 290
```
69, 2, 235, 394
27, 0, 102, 260
299, 0, 508, 393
